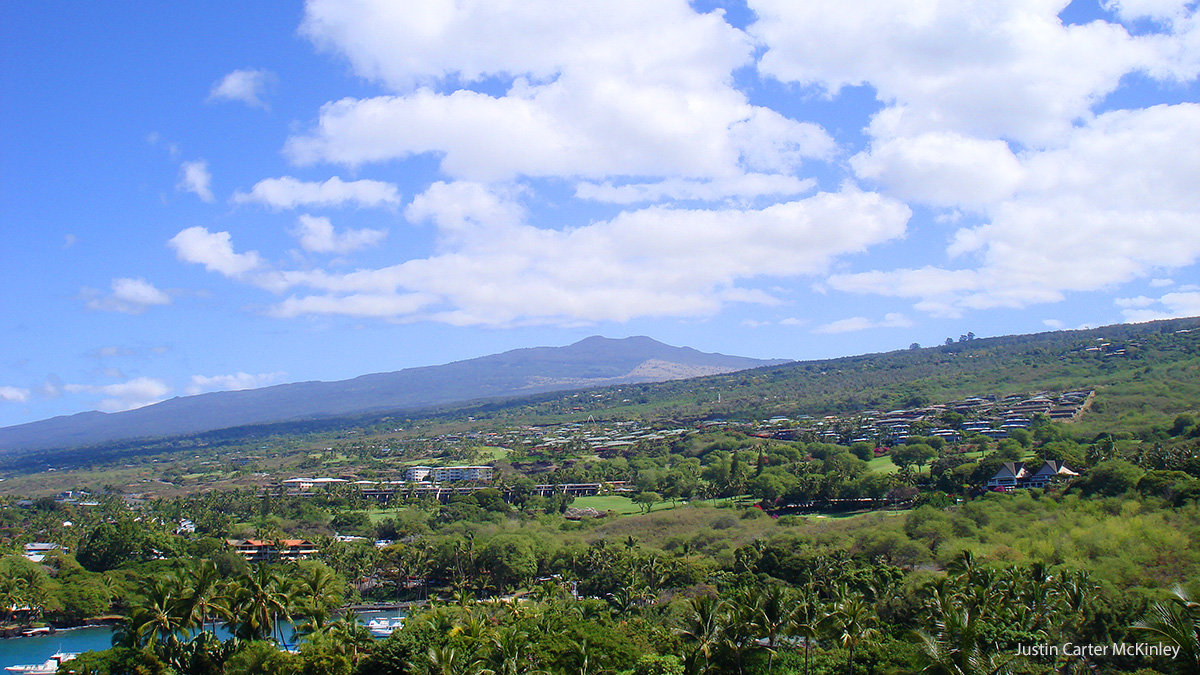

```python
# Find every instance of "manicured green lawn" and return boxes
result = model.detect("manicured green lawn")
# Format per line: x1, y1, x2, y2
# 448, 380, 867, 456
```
866, 454, 900, 474
476, 446, 511, 461
572, 494, 670, 515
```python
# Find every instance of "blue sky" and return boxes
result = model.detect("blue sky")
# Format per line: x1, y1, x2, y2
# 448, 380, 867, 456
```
2, 0, 1199, 426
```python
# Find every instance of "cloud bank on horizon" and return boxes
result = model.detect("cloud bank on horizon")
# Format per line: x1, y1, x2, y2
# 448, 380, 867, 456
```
3, 0, 1199, 422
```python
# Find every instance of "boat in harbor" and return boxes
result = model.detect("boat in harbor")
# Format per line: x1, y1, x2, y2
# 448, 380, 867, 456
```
367, 617, 403, 637
5, 652, 77, 674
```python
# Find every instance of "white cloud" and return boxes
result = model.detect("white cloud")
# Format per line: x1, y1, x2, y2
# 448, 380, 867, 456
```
178, 160, 214, 202
179, 182, 910, 325
85, 278, 172, 315
851, 131, 1025, 209
168, 227, 263, 278
287, 0, 832, 196
751, 0, 1165, 145
1150, 278, 1175, 287
185, 372, 286, 396
1118, 291, 1200, 321
293, 214, 387, 254
575, 174, 814, 204
65, 376, 171, 412
812, 312, 912, 334
830, 103, 1200, 316
0, 386, 31, 403
232, 176, 401, 209
208, 69, 274, 109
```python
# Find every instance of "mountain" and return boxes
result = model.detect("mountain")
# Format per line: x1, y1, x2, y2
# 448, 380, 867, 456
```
0, 336, 787, 453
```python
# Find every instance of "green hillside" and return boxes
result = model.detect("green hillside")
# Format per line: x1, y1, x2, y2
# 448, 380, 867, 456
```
3, 317, 1198, 476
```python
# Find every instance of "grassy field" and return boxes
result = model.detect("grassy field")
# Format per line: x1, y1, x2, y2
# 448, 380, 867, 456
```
866, 454, 899, 474
475, 446, 511, 461
571, 494, 667, 515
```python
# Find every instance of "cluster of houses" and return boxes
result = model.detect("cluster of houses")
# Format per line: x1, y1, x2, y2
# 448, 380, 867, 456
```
750, 390, 1094, 446
986, 460, 1079, 491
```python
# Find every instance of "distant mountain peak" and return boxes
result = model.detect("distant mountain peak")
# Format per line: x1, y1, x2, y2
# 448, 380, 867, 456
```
0, 336, 785, 453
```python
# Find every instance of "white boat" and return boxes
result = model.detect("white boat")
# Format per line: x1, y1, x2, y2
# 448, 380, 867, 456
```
367, 617, 404, 637
5, 652, 77, 675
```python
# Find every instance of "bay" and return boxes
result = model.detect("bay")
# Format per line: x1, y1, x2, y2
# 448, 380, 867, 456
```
0, 610, 403, 670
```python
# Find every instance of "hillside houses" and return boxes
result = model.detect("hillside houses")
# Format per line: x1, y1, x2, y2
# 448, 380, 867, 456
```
987, 460, 1078, 491
759, 389, 1093, 446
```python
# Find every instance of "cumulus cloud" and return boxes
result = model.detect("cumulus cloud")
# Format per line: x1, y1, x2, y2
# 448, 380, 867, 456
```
65, 376, 171, 412
751, 0, 1165, 145
168, 227, 263, 278
1118, 291, 1200, 321
178, 160, 214, 202
575, 174, 814, 204
208, 69, 274, 109
812, 312, 912, 334
293, 214, 387, 254
185, 372, 286, 395
232, 176, 401, 209
84, 278, 172, 314
0, 386, 31, 403
176, 181, 910, 325
830, 103, 1200, 316
851, 131, 1025, 209
287, 0, 832, 196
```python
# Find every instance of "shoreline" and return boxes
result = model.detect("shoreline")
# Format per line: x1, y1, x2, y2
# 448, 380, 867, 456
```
0, 618, 120, 640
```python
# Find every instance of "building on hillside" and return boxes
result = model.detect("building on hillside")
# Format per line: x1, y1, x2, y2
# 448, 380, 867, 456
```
226, 538, 317, 563
987, 462, 1028, 490
1023, 461, 1078, 489
987, 461, 1077, 491
23, 542, 60, 563
404, 465, 493, 482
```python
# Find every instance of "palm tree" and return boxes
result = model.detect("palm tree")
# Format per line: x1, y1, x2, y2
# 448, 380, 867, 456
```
678, 595, 725, 674
293, 563, 344, 637
789, 585, 823, 675
0, 576, 28, 624
123, 577, 188, 658
822, 591, 879, 675
753, 585, 794, 674
181, 559, 228, 636
913, 575, 1017, 675
425, 644, 471, 675
571, 637, 613, 675
478, 625, 540, 675
1133, 585, 1200, 671
722, 588, 763, 675
224, 564, 291, 644
327, 611, 373, 665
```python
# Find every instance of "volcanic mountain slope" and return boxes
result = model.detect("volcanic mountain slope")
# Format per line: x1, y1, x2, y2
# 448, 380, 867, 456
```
0, 336, 787, 452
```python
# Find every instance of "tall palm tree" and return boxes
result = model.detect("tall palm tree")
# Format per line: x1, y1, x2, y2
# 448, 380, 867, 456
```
293, 563, 344, 637
124, 577, 188, 657
181, 559, 228, 636
722, 588, 764, 675
822, 592, 879, 675
224, 564, 291, 644
789, 585, 823, 675
328, 612, 374, 666
678, 595, 725, 674
754, 585, 794, 674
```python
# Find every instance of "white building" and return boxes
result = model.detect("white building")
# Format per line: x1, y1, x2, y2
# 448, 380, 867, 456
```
404, 465, 493, 482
